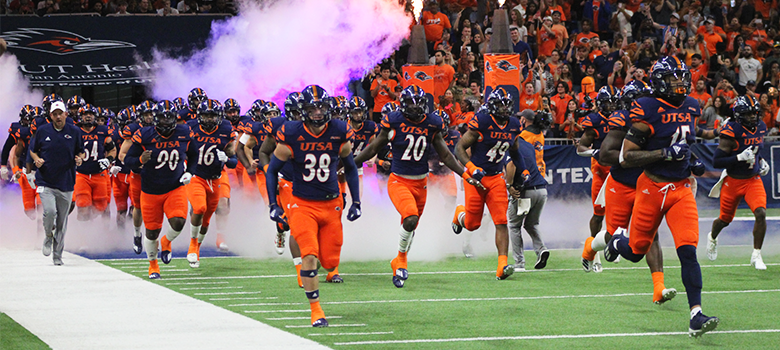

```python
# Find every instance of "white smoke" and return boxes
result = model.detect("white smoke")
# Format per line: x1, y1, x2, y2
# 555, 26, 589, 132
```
149, 0, 411, 108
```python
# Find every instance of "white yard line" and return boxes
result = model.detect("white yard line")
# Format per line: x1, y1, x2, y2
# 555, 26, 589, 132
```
244, 309, 312, 313
129, 268, 189, 273
194, 291, 261, 296
310, 332, 393, 337
179, 286, 243, 291
210, 297, 279, 301
163, 281, 230, 286
287, 324, 366, 329
334, 329, 780, 346
267, 316, 343, 321
0, 250, 330, 350
228, 289, 780, 307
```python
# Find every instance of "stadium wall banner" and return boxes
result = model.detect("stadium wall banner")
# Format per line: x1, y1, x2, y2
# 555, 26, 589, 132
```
543, 142, 780, 209
0, 16, 224, 87
483, 54, 520, 114
400, 65, 435, 113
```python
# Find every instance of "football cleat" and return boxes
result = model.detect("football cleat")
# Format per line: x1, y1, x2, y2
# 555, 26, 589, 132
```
216, 233, 229, 253
706, 232, 718, 261
689, 312, 719, 338
312, 318, 329, 327
497, 264, 514, 280
160, 236, 172, 264
582, 258, 593, 272
751, 250, 767, 270
133, 236, 142, 255
149, 260, 161, 279
326, 274, 344, 283
593, 253, 603, 273
654, 288, 677, 305
391, 257, 408, 288
187, 239, 200, 268
274, 231, 286, 255
451, 205, 465, 234
604, 233, 624, 262
534, 250, 550, 269
53, 257, 63, 266
462, 241, 474, 259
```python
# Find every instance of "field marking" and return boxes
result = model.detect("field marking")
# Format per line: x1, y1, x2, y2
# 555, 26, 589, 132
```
100, 256, 239, 261
161, 273, 202, 277
194, 291, 260, 296
310, 331, 393, 337
130, 269, 189, 273
179, 286, 243, 291
333, 329, 780, 345
228, 289, 780, 307
243, 309, 311, 314
158, 263, 780, 280
163, 281, 230, 286
210, 297, 279, 301
266, 316, 343, 321
286, 324, 366, 329
699, 216, 780, 221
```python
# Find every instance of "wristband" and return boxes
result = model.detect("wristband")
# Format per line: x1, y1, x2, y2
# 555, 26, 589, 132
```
461, 170, 472, 180
465, 161, 478, 174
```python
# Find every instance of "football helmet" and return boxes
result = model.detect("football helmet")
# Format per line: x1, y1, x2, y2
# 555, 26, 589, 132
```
137, 100, 156, 127
197, 99, 224, 131
650, 56, 691, 104
67, 95, 86, 110
41, 93, 63, 115
348, 96, 368, 122
487, 88, 513, 121
620, 80, 653, 110
595, 85, 620, 114
399, 85, 428, 122
153, 100, 178, 136
284, 92, 303, 121
381, 101, 400, 118
19, 105, 35, 126
262, 101, 281, 120
299, 85, 331, 127
733, 95, 760, 129
78, 104, 98, 127
188, 88, 208, 110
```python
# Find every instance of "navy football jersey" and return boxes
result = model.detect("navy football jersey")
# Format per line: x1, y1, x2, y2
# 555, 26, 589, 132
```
467, 112, 522, 176
245, 120, 268, 160
268, 116, 294, 181
129, 125, 193, 195
429, 129, 461, 175
718, 120, 767, 176
177, 108, 197, 122
380, 111, 445, 176
581, 111, 611, 161
77, 125, 111, 175
607, 109, 643, 188
187, 119, 235, 180
8, 123, 32, 167
351, 120, 379, 157
630, 96, 700, 180
276, 119, 353, 200
122, 122, 144, 174
110, 125, 131, 174
231, 115, 253, 133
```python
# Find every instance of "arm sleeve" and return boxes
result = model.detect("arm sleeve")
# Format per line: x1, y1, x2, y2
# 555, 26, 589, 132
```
123, 143, 144, 170
341, 153, 361, 204
1, 135, 14, 166
712, 148, 738, 168
265, 154, 284, 207
225, 154, 238, 169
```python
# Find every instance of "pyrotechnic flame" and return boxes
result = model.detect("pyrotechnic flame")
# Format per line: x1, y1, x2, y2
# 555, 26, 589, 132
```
412, 0, 423, 20
497, 0, 505, 7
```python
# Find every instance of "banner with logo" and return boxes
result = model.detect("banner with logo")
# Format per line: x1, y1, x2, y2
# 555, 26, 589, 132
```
0, 16, 223, 87
483, 54, 520, 113
542, 142, 780, 208
400, 64, 435, 113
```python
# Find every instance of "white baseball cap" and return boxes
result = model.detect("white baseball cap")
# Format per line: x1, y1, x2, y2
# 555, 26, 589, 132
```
50, 101, 67, 113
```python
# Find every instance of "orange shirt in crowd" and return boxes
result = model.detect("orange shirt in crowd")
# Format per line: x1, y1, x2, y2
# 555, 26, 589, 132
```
689, 63, 709, 85
689, 90, 712, 108
538, 30, 558, 57
550, 93, 573, 125
574, 32, 600, 47
518, 91, 542, 112
421, 11, 451, 42
543, 5, 566, 21
701, 31, 723, 56
753, 0, 777, 19
370, 78, 398, 113
433, 64, 455, 104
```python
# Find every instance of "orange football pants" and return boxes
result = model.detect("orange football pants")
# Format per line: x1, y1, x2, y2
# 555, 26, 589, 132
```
604, 175, 636, 234
463, 173, 509, 230
429, 172, 457, 198
591, 158, 610, 216
74, 171, 109, 211
141, 186, 188, 231
186, 175, 221, 226
15, 167, 40, 211
278, 178, 293, 209
718, 175, 766, 223
629, 173, 699, 255
387, 173, 427, 221
129, 172, 142, 208
113, 172, 131, 212
255, 171, 269, 204
219, 169, 231, 199
288, 195, 343, 269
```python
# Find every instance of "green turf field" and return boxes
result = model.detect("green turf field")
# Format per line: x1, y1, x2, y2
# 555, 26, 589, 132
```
100, 245, 780, 349
0, 313, 50, 350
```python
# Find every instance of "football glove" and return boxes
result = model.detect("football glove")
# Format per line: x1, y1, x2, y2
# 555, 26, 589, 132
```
179, 172, 192, 185
98, 158, 111, 170
0, 167, 8, 181
27, 170, 36, 189
691, 158, 706, 176
216, 149, 228, 163
760, 158, 770, 176
736, 147, 755, 163
662, 141, 689, 161
346, 202, 362, 222
269, 203, 286, 224
109, 165, 122, 176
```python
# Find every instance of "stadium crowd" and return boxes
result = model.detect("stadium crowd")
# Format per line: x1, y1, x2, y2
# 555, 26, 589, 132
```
2, 0, 235, 16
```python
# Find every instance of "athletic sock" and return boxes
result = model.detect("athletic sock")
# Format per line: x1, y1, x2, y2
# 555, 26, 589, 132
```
144, 237, 158, 261
309, 301, 325, 323
190, 224, 201, 239
677, 245, 702, 308
497, 255, 508, 276
166, 227, 182, 242
197, 233, 207, 244
133, 225, 142, 238
651, 271, 665, 301
690, 306, 702, 319
582, 237, 596, 260
398, 226, 414, 253
591, 230, 608, 251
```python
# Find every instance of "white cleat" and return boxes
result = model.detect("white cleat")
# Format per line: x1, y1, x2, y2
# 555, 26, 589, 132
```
751, 251, 767, 270
187, 253, 199, 269
593, 253, 603, 273
706, 232, 718, 261
462, 242, 474, 259
582, 258, 593, 272
274, 231, 286, 255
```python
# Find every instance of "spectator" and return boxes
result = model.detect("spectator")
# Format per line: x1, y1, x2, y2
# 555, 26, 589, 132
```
625, 65, 648, 85
156, 0, 177, 15
26, 101, 86, 266
439, 88, 461, 120
607, 59, 628, 88
747, 17, 773, 52
549, 82, 573, 135
650, 0, 676, 25
433, 29, 453, 54
700, 17, 724, 57
681, 35, 705, 66
10, 0, 35, 14
630, 3, 653, 42
90, 0, 105, 15
633, 38, 659, 72
690, 79, 713, 109
177, 0, 197, 13
746, 80, 759, 100
464, 80, 483, 106
546, 49, 563, 76
369, 65, 397, 122
759, 92, 776, 132
715, 79, 738, 105
734, 45, 763, 95
473, 31, 486, 54
761, 61, 780, 92
613, 2, 634, 42
115, 0, 131, 15
684, 4, 704, 39
35, 0, 57, 15
701, 95, 728, 130
421, 0, 452, 53
763, 42, 780, 75
513, 0, 527, 19
537, 17, 558, 58
561, 99, 584, 139
134, 0, 154, 13
519, 80, 542, 112
510, 25, 533, 61
573, 19, 600, 48
577, 76, 598, 107
198, 0, 212, 13
433, 50, 455, 105
689, 53, 709, 86
583, 0, 613, 37
558, 63, 574, 91
550, 11, 568, 51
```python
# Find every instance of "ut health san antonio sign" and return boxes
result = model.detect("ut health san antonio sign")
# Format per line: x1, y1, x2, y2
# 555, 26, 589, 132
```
1, 16, 223, 86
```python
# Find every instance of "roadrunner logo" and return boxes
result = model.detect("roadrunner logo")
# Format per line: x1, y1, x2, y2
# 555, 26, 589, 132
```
496, 60, 518, 72
414, 71, 433, 81
1, 28, 135, 55
485, 61, 493, 73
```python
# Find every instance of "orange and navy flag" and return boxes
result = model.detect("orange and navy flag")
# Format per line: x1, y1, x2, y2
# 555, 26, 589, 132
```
484, 54, 521, 113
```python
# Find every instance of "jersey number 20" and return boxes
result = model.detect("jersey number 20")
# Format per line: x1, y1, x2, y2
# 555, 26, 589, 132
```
401, 135, 427, 161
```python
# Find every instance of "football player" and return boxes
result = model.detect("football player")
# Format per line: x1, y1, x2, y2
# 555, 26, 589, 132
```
354, 85, 482, 288
3, 106, 38, 219
265, 85, 362, 327
605, 56, 719, 337
708, 95, 768, 270
124, 101, 196, 279
119, 101, 155, 254
178, 88, 208, 122
74, 105, 114, 221
109, 108, 135, 229
185, 100, 237, 268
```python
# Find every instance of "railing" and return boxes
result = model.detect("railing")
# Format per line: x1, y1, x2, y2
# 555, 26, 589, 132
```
544, 136, 780, 146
